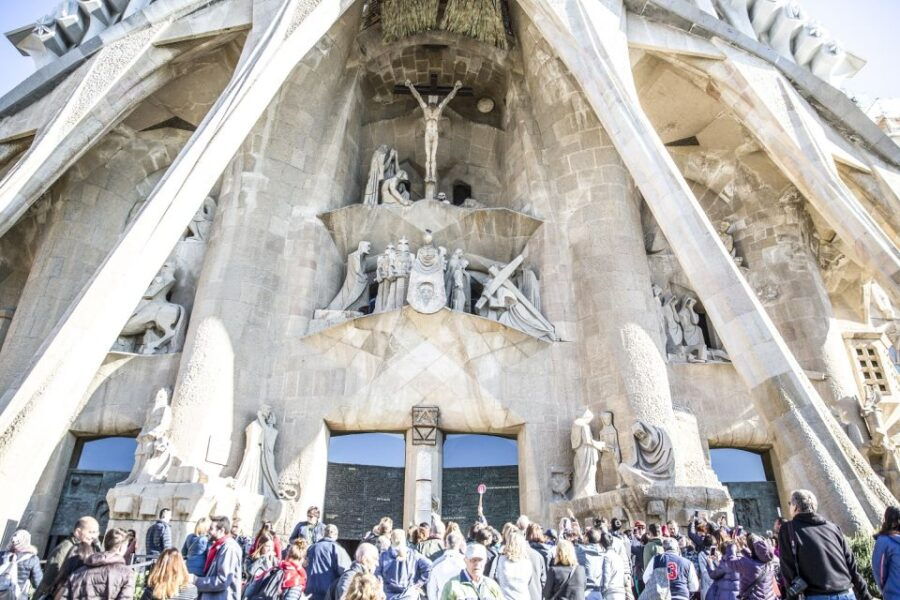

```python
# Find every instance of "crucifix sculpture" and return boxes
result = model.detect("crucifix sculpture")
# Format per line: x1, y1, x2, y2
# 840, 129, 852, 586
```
394, 74, 472, 200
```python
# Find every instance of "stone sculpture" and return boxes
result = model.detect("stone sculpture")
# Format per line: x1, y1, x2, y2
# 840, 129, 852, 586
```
476, 255, 557, 341
571, 409, 606, 499
327, 241, 371, 311
678, 297, 709, 362
598, 411, 623, 492
186, 196, 217, 241
445, 249, 471, 312
717, 220, 744, 267
406, 79, 463, 199
381, 170, 413, 206
233, 405, 294, 500
119, 388, 175, 486
374, 244, 395, 313
661, 292, 683, 356
768, 2, 807, 59
407, 231, 448, 313
550, 468, 572, 501
632, 421, 675, 479
516, 267, 542, 312
363, 145, 399, 206
392, 238, 413, 310
118, 261, 184, 354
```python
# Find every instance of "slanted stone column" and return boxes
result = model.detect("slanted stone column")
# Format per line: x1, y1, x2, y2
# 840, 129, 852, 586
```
518, 13, 723, 521
403, 407, 443, 527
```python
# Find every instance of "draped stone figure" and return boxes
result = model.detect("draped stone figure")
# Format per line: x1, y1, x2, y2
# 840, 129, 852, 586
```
381, 170, 412, 206
392, 238, 413, 310
678, 297, 708, 362
407, 231, 447, 313
327, 241, 371, 311
516, 267, 542, 312
571, 409, 606, 499
661, 292, 683, 356
598, 411, 623, 492
363, 145, 399, 206
234, 405, 292, 500
374, 244, 394, 313
445, 249, 471, 312
632, 421, 675, 479
476, 255, 556, 341
120, 388, 175, 486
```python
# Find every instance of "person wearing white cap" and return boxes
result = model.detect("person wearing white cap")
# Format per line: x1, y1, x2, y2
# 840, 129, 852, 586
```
440, 544, 502, 600
0, 529, 43, 599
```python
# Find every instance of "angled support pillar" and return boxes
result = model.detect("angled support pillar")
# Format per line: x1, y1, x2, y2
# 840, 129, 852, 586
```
515, 0, 893, 529
0, 0, 357, 526
690, 43, 900, 296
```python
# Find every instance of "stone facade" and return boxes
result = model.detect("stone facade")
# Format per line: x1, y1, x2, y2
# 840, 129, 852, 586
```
0, 0, 897, 550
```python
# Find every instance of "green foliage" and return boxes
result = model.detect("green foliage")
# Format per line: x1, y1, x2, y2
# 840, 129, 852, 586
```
440, 0, 508, 49
849, 532, 880, 599
134, 568, 147, 600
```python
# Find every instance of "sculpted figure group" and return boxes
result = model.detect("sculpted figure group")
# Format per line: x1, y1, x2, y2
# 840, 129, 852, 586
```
655, 287, 729, 363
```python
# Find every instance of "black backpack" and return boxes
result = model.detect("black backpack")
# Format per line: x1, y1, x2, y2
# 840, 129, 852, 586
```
245, 567, 286, 600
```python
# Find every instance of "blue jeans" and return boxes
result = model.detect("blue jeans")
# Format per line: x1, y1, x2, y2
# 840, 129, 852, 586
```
807, 592, 856, 600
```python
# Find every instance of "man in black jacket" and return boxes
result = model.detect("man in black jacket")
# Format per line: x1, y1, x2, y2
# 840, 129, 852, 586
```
777, 489, 872, 600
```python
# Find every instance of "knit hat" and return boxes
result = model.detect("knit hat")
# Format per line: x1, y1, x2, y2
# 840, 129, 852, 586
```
10, 530, 31, 553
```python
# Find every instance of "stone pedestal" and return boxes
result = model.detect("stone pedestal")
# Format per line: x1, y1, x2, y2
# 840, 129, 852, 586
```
404, 407, 442, 526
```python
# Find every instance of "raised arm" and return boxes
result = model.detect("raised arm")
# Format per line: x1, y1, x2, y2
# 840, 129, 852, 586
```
406, 80, 427, 110
438, 81, 463, 111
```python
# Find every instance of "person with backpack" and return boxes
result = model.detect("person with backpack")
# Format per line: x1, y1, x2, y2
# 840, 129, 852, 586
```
307, 525, 352, 600
542, 540, 585, 600
0, 529, 42, 600
183, 519, 211, 577
34, 517, 101, 600
143, 549, 198, 600
733, 535, 775, 600
247, 536, 279, 581
873, 505, 900, 600
375, 529, 432, 600
61, 528, 135, 600
243, 541, 308, 600
641, 538, 698, 600
46, 542, 96, 600
195, 516, 242, 600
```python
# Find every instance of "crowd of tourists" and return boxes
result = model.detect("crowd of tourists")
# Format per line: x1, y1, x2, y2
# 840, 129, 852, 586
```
4, 490, 900, 600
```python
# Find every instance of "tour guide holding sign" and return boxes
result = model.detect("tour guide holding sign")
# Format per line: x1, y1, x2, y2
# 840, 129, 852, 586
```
476, 483, 487, 525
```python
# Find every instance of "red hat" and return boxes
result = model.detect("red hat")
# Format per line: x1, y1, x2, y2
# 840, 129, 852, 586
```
634, 520, 646, 528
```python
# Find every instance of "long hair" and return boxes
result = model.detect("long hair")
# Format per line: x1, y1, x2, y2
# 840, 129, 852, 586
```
503, 531, 528, 562
345, 573, 385, 600
254, 521, 274, 543
878, 506, 900, 537
50, 542, 94, 594
194, 517, 211, 536
251, 534, 274, 560
554, 540, 577, 567
148, 548, 190, 600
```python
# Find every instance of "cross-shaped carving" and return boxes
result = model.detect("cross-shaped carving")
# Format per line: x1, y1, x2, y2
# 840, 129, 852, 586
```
393, 73, 474, 99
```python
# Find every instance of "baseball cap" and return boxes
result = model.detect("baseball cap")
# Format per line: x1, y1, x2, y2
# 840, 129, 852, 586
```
634, 520, 646, 527
466, 543, 487, 560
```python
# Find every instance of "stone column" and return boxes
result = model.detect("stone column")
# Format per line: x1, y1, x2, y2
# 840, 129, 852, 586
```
403, 407, 443, 527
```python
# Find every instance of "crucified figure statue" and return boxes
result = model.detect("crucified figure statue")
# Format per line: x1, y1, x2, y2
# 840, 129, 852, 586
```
405, 79, 463, 196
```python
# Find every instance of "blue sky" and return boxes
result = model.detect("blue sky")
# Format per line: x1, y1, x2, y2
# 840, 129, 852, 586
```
329, 433, 519, 467
0, 0, 898, 102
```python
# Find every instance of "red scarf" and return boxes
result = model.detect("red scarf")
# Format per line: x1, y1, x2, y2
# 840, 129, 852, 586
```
279, 560, 307, 591
204, 535, 231, 574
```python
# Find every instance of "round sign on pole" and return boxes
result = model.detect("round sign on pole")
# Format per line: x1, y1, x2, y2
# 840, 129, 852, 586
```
477, 483, 487, 494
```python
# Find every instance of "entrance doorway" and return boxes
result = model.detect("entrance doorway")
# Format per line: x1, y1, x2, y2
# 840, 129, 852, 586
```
48, 436, 136, 555
442, 434, 518, 528
710, 448, 780, 533
324, 432, 405, 548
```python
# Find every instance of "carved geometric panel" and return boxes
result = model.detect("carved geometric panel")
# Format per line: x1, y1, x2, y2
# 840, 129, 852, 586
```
412, 406, 440, 446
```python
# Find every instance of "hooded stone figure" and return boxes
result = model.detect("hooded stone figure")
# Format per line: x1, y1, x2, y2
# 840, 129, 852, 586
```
631, 421, 674, 479
571, 408, 606, 498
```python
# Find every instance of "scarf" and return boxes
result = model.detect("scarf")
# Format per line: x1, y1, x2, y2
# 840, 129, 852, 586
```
204, 536, 231, 574
279, 560, 306, 590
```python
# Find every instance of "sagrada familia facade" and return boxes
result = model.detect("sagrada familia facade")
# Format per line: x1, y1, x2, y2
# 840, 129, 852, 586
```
0, 0, 898, 548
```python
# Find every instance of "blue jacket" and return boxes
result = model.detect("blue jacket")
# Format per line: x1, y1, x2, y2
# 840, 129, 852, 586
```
146, 520, 173, 556
306, 539, 352, 600
182, 534, 210, 577
708, 545, 740, 600
195, 537, 242, 600
375, 547, 432, 600
874, 534, 900, 600
290, 521, 326, 545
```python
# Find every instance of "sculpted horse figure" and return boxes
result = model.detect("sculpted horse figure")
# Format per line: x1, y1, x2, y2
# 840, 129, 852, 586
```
120, 262, 184, 354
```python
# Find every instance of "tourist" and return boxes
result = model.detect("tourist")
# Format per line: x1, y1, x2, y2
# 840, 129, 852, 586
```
363, 518, 393, 548
333, 543, 380, 600
778, 489, 872, 600
578, 530, 622, 600
375, 529, 432, 600
307, 525, 352, 600
708, 538, 741, 600
44, 542, 96, 600
440, 544, 503, 600
0, 529, 43, 599
182, 518, 211, 577
641, 524, 664, 571
249, 522, 282, 560
35, 516, 101, 599
345, 573, 386, 600
873, 506, 900, 600
524, 525, 553, 574
599, 533, 629, 600
595, 522, 632, 594
290, 507, 326, 545
246, 535, 279, 580
230, 521, 253, 561
609, 520, 626, 541
244, 541, 308, 600
61, 528, 135, 600
695, 535, 718, 600
733, 535, 775, 600
194, 516, 242, 600
427, 532, 467, 600
472, 530, 500, 579
496, 530, 539, 600
124, 530, 138, 565
143, 548, 198, 600
642, 539, 698, 600
147, 508, 174, 557
543, 540, 584, 600
417, 521, 445, 562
